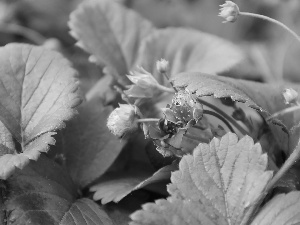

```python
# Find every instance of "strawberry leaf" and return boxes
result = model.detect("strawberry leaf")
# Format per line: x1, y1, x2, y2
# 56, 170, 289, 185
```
172, 72, 287, 118
1, 155, 113, 225
0, 43, 81, 179
91, 162, 177, 204
136, 28, 244, 83
130, 133, 273, 225
69, 0, 154, 85
62, 99, 125, 188
251, 191, 300, 225
172, 72, 300, 153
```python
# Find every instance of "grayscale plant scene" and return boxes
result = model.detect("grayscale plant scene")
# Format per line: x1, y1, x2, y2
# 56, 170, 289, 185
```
1, 0, 300, 224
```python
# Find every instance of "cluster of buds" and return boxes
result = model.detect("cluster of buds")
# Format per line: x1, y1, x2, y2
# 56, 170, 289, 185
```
106, 61, 230, 158
107, 59, 173, 139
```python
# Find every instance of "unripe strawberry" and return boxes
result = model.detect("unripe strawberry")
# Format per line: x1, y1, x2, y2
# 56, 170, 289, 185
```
107, 104, 140, 138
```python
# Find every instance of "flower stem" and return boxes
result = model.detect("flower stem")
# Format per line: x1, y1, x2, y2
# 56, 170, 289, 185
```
266, 104, 300, 121
158, 69, 178, 92
239, 12, 300, 44
161, 71, 170, 81
137, 118, 160, 123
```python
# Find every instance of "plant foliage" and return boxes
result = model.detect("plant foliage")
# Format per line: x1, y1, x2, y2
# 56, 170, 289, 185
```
130, 133, 273, 225
0, 44, 81, 180
2, 0, 300, 224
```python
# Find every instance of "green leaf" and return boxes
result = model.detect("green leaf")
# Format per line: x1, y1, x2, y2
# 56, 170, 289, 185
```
1, 155, 113, 225
0, 43, 81, 179
172, 72, 300, 153
172, 73, 286, 117
136, 28, 244, 83
130, 133, 273, 225
251, 191, 300, 225
62, 99, 125, 188
90, 162, 177, 204
69, 0, 154, 85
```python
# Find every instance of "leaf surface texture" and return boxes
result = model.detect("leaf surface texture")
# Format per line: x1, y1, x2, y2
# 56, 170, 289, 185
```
130, 133, 273, 225
69, 0, 154, 85
0, 44, 81, 179
136, 28, 244, 82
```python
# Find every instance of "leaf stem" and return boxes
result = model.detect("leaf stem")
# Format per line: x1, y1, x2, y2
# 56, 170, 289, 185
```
197, 99, 250, 136
266, 104, 300, 121
239, 12, 300, 44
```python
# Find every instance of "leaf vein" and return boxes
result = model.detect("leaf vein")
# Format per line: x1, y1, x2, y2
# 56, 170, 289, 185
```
22, 57, 55, 110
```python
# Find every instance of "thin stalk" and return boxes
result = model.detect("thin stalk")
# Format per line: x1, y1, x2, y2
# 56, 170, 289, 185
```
161, 71, 170, 80
240, 12, 300, 44
203, 109, 235, 133
198, 99, 249, 136
159, 71, 178, 92
266, 104, 300, 121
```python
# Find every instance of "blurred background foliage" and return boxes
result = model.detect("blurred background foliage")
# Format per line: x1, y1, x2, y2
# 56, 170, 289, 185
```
1, 0, 300, 86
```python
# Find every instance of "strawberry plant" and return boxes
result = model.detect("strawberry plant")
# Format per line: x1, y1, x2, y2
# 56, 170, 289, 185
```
1, 0, 300, 224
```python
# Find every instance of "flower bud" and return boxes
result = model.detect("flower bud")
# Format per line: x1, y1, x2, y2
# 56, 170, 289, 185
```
283, 88, 298, 104
219, 1, 240, 23
107, 104, 140, 138
156, 59, 169, 74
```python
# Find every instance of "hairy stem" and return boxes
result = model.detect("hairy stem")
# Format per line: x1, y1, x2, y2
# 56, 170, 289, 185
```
159, 71, 178, 92
240, 12, 300, 44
